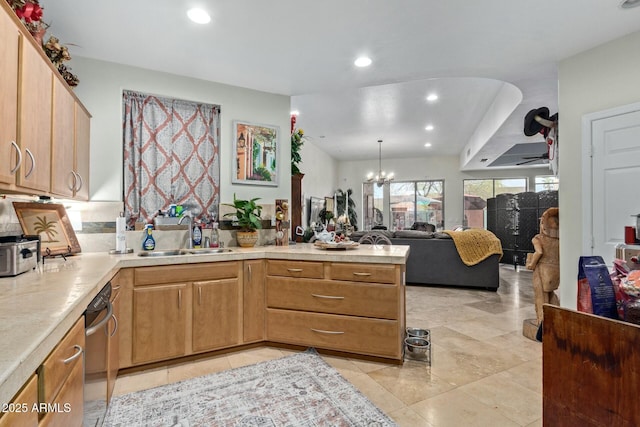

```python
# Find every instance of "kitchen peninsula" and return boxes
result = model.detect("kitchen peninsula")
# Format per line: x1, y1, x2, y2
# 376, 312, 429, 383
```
0, 243, 409, 411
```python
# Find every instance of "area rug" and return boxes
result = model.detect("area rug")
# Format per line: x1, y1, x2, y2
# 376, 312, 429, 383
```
104, 349, 397, 427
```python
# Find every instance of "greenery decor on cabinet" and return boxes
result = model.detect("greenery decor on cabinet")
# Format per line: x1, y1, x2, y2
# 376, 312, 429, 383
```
5, 0, 79, 86
290, 114, 305, 176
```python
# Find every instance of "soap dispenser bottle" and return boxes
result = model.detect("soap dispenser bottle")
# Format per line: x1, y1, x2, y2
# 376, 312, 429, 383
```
192, 221, 203, 249
210, 222, 219, 248
142, 224, 155, 251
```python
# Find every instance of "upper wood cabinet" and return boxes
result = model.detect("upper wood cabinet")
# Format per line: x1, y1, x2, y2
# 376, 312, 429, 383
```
0, 7, 20, 186
51, 78, 75, 198
0, 2, 91, 199
74, 103, 90, 200
51, 80, 91, 200
17, 39, 52, 193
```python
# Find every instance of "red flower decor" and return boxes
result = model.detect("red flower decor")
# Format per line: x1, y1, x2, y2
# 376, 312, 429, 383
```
15, 2, 42, 23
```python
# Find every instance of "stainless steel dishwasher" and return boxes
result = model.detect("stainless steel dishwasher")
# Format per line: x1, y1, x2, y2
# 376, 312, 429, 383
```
83, 282, 117, 427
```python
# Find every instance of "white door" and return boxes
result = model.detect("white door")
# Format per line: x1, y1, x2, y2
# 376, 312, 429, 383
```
589, 107, 640, 265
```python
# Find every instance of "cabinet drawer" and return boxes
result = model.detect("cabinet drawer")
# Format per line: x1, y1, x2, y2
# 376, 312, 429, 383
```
135, 261, 239, 286
266, 309, 401, 359
330, 263, 397, 284
266, 277, 398, 319
0, 374, 38, 427
39, 358, 83, 427
38, 317, 84, 405
266, 260, 324, 279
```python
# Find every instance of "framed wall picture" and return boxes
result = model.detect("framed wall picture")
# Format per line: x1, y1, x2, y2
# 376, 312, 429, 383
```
232, 120, 279, 186
12, 202, 81, 256
308, 196, 324, 226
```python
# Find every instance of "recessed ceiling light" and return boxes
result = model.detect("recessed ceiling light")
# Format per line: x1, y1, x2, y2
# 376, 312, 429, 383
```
425, 125, 434, 131
424, 143, 432, 148
620, 0, 640, 9
354, 56, 372, 67
290, 110, 300, 116
426, 94, 438, 102
187, 8, 211, 24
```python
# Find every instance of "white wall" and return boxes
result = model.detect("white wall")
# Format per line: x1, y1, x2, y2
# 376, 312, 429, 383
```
70, 57, 291, 205
297, 139, 338, 227
558, 30, 640, 309
339, 156, 545, 230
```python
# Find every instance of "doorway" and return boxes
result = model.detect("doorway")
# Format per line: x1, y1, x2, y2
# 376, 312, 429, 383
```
582, 101, 640, 265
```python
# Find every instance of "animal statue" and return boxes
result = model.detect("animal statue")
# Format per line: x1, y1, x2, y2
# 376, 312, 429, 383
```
526, 207, 560, 324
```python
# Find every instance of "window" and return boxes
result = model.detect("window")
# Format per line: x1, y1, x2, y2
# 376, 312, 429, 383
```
363, 180, 444, 230
463, 178, 527, 228
122, 90, 221, 226
535, 175, 559, 192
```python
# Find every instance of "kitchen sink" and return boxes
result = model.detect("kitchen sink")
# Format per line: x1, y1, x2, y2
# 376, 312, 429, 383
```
137, 248, 232, 257
137, 250, 186, 257
182, 248, 232, 255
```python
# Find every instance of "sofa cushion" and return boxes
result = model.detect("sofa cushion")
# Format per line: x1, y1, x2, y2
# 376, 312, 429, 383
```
433, 232, 452, 239
394, 230, 434, 239
410, 222, 436, 232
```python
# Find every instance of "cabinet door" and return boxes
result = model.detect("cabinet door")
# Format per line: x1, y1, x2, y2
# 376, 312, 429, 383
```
106, 289, 120, 403
0, 7, 19, 186
0, 374, 38, 427
18, 40, 51, 192
192, 279, 241, 352
132, 284, 187, 364
38, 359, 83, 427
244, 260, 265, 343
50, 78, 75, 198
74, 103, 90, 200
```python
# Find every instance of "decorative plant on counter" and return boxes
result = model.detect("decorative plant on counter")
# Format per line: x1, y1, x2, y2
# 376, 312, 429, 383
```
222, 194, 262, 247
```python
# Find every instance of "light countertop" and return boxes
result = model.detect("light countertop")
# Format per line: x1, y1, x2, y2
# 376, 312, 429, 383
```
0, 243, 409, 405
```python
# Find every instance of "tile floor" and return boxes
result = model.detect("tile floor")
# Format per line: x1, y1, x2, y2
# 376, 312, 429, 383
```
113, 265, 542, 426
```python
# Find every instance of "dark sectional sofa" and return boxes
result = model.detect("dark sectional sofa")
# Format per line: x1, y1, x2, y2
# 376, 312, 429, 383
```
351, 230, 500, 290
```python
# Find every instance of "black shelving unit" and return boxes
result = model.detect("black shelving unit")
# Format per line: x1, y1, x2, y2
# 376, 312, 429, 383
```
488, 190, 558, 267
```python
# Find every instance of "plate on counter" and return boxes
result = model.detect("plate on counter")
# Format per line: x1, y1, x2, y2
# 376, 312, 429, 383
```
313, 241, 360, 250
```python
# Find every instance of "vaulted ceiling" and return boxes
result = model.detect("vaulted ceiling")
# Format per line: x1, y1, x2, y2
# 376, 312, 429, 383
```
40, 0, 640, 169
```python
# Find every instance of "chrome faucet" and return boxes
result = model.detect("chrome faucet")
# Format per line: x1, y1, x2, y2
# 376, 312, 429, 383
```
178, 212, 193, 249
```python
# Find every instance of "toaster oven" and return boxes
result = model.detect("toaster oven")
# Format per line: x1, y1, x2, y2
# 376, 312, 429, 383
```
0, 235, 40, 277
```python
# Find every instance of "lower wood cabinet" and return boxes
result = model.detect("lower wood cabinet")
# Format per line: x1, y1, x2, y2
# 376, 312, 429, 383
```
37, 317, 84, 427
243, 259, 265, 343
192, 278, 241, 352
119, 258, 405, 368
132, 284, 187, 364
0, 374, 38, 427
121, 262, 243, 368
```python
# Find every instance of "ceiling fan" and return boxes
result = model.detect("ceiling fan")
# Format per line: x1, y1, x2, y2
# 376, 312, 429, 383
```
516, 151, 549, 165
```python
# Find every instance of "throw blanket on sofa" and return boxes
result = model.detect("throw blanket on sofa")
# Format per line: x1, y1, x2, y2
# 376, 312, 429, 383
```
443, 229, 503, 266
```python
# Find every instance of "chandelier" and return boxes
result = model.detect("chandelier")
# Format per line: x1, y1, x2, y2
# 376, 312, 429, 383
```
367, 139, 394, 187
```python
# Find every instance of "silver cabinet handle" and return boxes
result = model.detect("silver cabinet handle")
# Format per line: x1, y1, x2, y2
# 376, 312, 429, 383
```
68, 171, 78, 191
311, 294, 345, 300
109, 314, 118, 337
310, 328, 344, 335
24, 148, 35, 178
75, 172, 83, 192
198, 286, 202, 305
10, 141, 22, 174
353, 272, 372, 276
287, 268, 303, 272
63, 345, 83, 364
248, 264, 252, 282
178, 289, 182, 309
86, 301, 113, 336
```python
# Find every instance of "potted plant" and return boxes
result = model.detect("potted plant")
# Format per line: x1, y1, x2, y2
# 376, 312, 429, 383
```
223, 194, 263, 247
